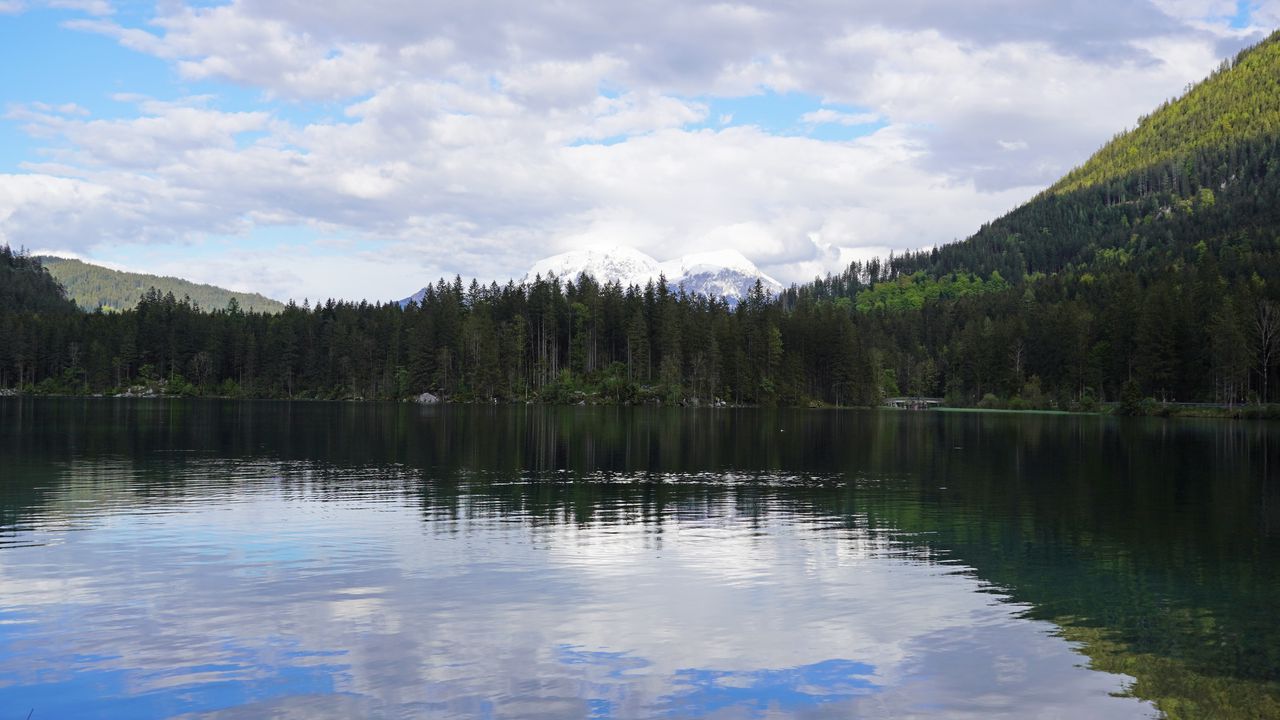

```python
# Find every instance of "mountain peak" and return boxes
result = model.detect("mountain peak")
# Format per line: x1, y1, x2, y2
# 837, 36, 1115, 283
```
522, 246, 662, 288
662, 249, 775, 280
521, 245, 783, 305
398, 245, 785, 307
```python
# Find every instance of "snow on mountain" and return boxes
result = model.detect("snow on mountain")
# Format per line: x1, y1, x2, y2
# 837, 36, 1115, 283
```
525, 245, 783, 305
521, 245, 662, 288
659, 249, 766, 279
660, 249, 783, 304
400, 287, 429, 307
400, 245, 784, 307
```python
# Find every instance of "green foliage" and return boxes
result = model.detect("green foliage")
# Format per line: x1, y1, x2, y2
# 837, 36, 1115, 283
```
1118, 380, 1145, 416
854, 271, 1009, 312
1053, 30, 1280, 193
0, 246, 77, 316
37, 257, 287, 313
977, 393, 1003, 410
0, 273, 884, 406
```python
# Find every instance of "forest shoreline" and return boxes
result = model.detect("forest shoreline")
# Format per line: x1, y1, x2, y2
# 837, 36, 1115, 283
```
4, 390, 1277, 421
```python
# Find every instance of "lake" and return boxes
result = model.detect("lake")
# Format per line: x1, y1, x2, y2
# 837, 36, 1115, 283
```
0, 399, 1276, 719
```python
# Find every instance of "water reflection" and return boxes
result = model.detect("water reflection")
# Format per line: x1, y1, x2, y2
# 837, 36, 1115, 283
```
0, 399, 1276, 718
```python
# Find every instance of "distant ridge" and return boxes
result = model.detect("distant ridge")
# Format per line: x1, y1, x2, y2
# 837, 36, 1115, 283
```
37, 256, 287, 313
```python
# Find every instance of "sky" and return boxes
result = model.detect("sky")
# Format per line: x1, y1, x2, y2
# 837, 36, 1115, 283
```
0, 0, 1277, 302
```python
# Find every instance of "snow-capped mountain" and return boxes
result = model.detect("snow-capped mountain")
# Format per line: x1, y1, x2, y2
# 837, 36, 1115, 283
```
400, 245, 783, 307
524, 246, 782, 305
659, 250, 784, 304
399, 287, 429, 307
522, 246, 661, 289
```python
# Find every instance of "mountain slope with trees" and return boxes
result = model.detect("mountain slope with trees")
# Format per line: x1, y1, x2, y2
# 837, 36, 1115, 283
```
796, 29, 1280, 408
37, 257, 286, 313
1052, 32, 1280, 194
0, 247, 77, 317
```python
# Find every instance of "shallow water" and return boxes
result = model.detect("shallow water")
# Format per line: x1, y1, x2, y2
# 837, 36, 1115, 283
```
0, 399, 1277, 718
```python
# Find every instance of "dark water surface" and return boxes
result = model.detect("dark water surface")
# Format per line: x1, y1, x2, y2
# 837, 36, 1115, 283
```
0, 399, 1277, 719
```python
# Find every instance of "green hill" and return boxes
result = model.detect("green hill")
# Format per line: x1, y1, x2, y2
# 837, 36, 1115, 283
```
1052, 30, 1280, 194
845, 29, 1280, 286
37, 256, 287, 313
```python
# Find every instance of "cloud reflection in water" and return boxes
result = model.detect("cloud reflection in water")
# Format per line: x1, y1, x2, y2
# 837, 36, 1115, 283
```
0, 456, 1154, 719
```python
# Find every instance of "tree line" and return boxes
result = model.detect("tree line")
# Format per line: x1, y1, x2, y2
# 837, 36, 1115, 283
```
0, 257, 881, 406
1, 242, 1277, 408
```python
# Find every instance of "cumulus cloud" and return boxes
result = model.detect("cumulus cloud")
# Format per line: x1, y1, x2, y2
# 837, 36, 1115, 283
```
800, 109, 880, 127
1259, 1, 1280, 26
1150, 0, 1238, 22
1, 0, 1274, 299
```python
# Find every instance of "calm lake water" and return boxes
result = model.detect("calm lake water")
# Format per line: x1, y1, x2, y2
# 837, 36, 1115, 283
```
0, 399, 1277, 719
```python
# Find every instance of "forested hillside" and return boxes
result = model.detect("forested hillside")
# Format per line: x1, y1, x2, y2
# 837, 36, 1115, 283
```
37, 257, 286, 313
1052, 32, 1280, 194
0, 247, 76, 316
796, 30, 1280, 408
1, 31, 1279, 409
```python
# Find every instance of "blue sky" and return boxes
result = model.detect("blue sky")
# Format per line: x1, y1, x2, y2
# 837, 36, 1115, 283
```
1231, 0, 1259, 27
0, 0, 1275, 300
0, 5, 350, 167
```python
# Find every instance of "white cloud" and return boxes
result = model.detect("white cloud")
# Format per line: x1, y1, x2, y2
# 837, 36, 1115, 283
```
13, 101, 272, 168
25, 247, 131, 271
1258, 1, 1280, 26
0, 0, 119, 14
800, 108, 880, 126
0, 174, 110, 232
25, 101, 91, 116
46, 0, 112, 15
2, 0, 1272, 299
1150, 0, 1238, 22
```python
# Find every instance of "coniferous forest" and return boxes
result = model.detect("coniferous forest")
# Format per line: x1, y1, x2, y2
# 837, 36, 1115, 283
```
3, 32, 1280, 411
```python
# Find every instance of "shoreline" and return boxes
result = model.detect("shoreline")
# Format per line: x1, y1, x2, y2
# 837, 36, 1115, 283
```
2, 392, 1277, 420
